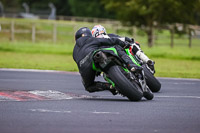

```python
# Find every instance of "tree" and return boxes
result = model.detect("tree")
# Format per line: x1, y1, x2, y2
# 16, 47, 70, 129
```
101, 0, 200, 47
68, 0, 115, 18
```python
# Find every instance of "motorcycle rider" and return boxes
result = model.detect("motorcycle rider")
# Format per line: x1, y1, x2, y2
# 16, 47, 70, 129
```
91, 25, 155, 73
73, 27, 142, 95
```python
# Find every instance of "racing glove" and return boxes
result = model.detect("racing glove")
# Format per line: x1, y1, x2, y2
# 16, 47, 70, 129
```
125, 37, 134, 43
122, 41, 132, 49
117, 39, 131, 49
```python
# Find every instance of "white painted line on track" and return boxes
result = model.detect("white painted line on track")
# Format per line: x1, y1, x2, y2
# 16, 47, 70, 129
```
171, 82, 196, 85
156, 95, 200, 99
0, 79, 68, 82
30, 109, 120, 115
0, 68, 79, 75
30, 109, 71, 113
92, 111, 120, 115
0, 68, 199, 81
158, 77, 200, 81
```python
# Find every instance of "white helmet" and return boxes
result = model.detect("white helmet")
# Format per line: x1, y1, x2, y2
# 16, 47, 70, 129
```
91, 25, 107, 38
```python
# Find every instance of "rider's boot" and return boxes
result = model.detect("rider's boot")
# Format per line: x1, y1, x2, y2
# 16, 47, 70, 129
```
100, 83, 118, 95
86, 82, 118, 95
128, 64, 143, 73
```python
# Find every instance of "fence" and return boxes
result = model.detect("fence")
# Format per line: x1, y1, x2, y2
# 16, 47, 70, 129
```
0, 20, 70, 43
0, 18, 121, 44
0, 17, 200, 47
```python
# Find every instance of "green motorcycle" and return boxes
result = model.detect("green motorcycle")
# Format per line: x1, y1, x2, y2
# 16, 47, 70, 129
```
92, 47, 154, 101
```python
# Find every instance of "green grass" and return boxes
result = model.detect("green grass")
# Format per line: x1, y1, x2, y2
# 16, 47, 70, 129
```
153, 58, 200, 78
142, 45, 200, 60
0, 51, 78, 71
1, 41, 199, 60
0, 51, 199, 78
0, 41, 74, 55
0, 41, 200, 79
0, 18, 200, 79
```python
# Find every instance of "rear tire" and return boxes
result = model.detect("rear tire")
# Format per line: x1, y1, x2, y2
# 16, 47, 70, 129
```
143, 65, 161, 92
107, 65, 143, 101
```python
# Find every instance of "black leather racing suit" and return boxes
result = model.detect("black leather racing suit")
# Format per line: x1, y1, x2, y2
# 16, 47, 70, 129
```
73, 36, 135, 93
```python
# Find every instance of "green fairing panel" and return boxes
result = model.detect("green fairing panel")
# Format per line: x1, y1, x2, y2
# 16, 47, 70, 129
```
125, 49, 141, 67
101, 47, 118, 55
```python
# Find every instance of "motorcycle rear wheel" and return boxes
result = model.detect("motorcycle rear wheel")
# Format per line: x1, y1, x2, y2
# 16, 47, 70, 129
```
106, 65, 143, 101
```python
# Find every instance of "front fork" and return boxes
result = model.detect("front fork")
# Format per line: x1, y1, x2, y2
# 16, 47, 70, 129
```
137, 70, 151, 93
145, 64, 155, 75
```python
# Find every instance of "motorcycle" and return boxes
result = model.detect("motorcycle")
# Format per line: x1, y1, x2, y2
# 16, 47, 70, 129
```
127, 43, 161, 92
92, 47, 154, 101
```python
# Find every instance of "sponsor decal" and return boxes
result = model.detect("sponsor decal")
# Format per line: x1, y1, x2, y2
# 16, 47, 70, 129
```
79, 53, 90, 67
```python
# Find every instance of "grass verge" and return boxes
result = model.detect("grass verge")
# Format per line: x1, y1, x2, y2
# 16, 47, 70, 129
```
0, 51, 78, 71
0, 50, 200, 78
153, 58, 200, 79
0, 38, 200, 79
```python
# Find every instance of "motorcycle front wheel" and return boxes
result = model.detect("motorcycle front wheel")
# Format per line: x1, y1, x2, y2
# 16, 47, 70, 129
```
143, 65, 161, 92
143, 86, 154, 100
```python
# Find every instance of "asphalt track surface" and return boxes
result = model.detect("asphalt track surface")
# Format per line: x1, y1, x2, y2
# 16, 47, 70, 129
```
0, 69, 200, 133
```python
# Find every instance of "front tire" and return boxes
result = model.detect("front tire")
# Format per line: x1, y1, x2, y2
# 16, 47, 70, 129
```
106, 65, 143, 101
143, 65, 161, 92
143, 86, 154, 100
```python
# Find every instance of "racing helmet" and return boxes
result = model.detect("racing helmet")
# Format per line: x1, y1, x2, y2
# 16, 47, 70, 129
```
75, 27, 92, 41
91, 25, 107, 38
